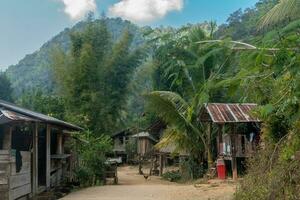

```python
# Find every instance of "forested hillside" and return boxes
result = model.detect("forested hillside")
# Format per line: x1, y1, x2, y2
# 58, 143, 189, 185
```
5, 17, 145, 97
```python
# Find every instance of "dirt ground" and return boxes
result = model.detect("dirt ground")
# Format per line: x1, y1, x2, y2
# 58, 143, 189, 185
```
62, 166, 236, 200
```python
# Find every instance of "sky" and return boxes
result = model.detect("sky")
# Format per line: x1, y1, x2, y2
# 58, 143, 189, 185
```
0, 0, 259, 69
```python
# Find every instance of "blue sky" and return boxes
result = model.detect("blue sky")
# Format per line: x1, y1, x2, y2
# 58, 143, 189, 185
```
0, 0, 259, 69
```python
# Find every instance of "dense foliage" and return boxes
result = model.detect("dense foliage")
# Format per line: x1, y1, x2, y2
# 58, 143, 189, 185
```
17, 90, 65, 119
73, 132, 112, 186
52, 20, 145, 135
0, 72, 13, 102
144, 0, 300, 193
145, 24, 235, 176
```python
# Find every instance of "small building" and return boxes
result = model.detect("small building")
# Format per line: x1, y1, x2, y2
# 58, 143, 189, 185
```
199, 103, 261, 180
111, 130, 132, 162
0, 100, 82, 200
157, 143, 189, 176
132, 132, 157, 156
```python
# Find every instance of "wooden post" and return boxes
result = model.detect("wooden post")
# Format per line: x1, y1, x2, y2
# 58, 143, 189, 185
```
231, 124, 238, 181
138, 154, 143, 175
32, 123, 39, 195
159, 154, 163, 176
217, 124, 223, 155
207, 123, 213, 169
46, 124, 51, 190
123, 136, 126, 149
2, 125, 12, 199
2, 126, 12, 150
57, 132, 63, 154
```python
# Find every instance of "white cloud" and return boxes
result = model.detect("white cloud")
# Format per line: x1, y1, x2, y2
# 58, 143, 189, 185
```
108, 0, 184, 23
59, 0, 97, 20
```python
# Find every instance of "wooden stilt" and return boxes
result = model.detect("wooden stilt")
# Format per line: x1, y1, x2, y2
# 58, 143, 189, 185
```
217, 124, 223, 154
138, 154, 143, 175
46, 124, 51, 190
159, 154, 163, 176
231, 124, 238, 181
32, 123, 39, 195
207, 123, 213, 168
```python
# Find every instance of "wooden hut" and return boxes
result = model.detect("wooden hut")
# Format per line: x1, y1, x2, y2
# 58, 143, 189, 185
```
0, 100, 82, 200
199, 103, 261, 181
132, 132, 157, 156
111, 130, 132, 163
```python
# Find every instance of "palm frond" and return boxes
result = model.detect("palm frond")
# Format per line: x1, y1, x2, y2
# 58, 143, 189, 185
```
155, 127, 188, 152
258, 0, 299, 29
145, 91, 189, 131
145, 91, 208, 149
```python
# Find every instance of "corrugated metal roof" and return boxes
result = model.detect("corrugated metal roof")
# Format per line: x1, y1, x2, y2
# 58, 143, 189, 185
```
0, 100, 82, 131
202, 103, 260, 123
132, 132, 157, 142
0, 109, 39, 123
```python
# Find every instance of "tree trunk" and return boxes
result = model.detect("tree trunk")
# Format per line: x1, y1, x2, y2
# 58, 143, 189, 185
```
207, 148, 213, 169
207, 123, 213, 169
138, 155, 143, 175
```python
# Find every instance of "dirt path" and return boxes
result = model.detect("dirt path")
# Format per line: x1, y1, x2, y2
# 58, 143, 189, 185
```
62, 166, 235, 200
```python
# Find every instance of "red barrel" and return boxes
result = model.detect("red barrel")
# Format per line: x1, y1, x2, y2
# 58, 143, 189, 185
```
217, 158, 226, 180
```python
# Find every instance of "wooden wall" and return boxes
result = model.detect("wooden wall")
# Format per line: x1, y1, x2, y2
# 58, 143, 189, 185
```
0, 150, 10, 199
219, 134, 256, 158
137, 138, 154, 156
0, 123, 76, 199
0, 150, 31, 200
113, 137, 126, 152
9, 151, 31, 200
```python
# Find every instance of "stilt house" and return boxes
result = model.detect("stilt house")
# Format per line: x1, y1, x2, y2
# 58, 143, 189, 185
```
199, 103, 261, 180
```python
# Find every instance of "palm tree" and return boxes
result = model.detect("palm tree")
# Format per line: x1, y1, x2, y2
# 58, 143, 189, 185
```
145, 25, 232, 171
259, 0, 300, 29
146, 91, 213, 168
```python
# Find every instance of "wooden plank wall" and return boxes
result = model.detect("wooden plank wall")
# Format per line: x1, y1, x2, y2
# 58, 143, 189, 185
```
0, 146, 31, 200
0, 150, 10, 199
9, 151, 31, 200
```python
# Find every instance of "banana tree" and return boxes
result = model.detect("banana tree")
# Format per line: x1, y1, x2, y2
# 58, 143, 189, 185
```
259, 0, 300, 29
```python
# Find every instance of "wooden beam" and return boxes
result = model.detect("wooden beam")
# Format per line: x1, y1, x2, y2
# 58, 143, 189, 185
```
32, 122, 39, 195
230, 124, 238, 181
46, 124, 51, 190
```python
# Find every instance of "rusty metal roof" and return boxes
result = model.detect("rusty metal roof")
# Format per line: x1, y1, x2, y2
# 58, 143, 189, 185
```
0, 109, 39, 123
200, 103, 261, 123
0, 100, 82, 131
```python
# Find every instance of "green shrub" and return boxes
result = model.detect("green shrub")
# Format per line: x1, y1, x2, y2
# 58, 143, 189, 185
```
74, 131, 113, 186
162, 170, 182, 182
180, 158, 205, 180
235, 139, 300, 200
74, 167, 93, 186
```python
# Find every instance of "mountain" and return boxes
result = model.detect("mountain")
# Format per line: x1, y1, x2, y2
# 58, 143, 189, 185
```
5, 17, 145, 98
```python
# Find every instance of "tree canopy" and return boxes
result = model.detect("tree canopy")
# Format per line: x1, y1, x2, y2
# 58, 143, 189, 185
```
0, 72, 13, 102
52, 20, 146, 135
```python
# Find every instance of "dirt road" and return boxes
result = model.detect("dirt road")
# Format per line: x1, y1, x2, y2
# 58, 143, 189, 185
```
62, 166, 235, 200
